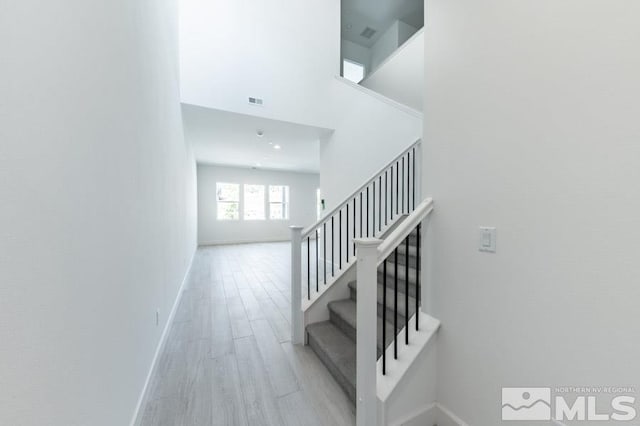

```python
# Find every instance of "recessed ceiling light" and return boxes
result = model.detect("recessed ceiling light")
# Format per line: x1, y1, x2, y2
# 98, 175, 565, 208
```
273, 144, 281, 150
256, 130, 264, 137
268, 141, 273, 145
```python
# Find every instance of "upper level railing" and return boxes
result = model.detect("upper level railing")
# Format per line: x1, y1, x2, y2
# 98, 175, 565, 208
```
296, 140, 421, 304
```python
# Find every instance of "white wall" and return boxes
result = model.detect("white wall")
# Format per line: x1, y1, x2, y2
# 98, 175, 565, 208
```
179, 0, 423, 216
180, 0, 340, 129
342, 39, 372, 75
198, 165, 319, 245
424, 1, 640, 424
320, 79, 422, 211
0, 1, 197, 425
371, 21, 402, 72
370, 20, 417, 73
362, 30, 424, 111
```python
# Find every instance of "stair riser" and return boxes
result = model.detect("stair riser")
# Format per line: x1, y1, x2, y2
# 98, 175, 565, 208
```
377, 271, 418, 298
307, 331, 356, 404
329, 309, 356, 343
394, 253, 418, 267
349, 285, 416, 320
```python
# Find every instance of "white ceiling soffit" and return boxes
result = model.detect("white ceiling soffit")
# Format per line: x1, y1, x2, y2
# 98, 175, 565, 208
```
342, 0, 424, 48
182, 104, 331, 173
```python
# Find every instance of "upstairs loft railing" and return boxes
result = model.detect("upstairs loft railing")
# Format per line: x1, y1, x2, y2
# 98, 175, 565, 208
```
292, 140, 422, 309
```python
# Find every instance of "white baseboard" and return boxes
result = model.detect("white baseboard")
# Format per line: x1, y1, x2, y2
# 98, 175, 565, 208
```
198, 238, 289, 246
129, 249, 196, 426
435, 403, 471, 426
391, 402, 437, 426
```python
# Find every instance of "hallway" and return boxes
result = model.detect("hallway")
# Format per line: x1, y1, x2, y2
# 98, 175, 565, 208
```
139, 243, 355, 426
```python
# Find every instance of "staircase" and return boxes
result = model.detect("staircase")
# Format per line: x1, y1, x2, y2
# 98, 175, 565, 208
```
290, 140, 438, 425
306, 227, 419, 404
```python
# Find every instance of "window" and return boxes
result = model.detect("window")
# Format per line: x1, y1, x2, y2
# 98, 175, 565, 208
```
269, 185, 290, 220
244, 184, 265, 220
343, 59, 365, 84
216, 183, 240, 220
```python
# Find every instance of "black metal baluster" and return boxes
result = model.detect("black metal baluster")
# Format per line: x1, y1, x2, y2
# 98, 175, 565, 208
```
366, 186, 369, 238
390, 165, 394, 220
346, 204, 349, 261
416, 223, 421, 331
406, 153, 410, 213
316, 229, 319, 293
405, 236, 409, 344
382, 258, 387, 375
372, 181, 376, 237
385, 170, 388, 226
396, 161, 399, 215
402, 157, 405, 214
379, 176, 382, 232
412, 147, 416, 211
339, 209, 342, 270
353, 198, 356, 254
394, 247, 398, 359
307, 236, 310, 300
323, 222, 327, 285
331, 216, 334, 277
360, 193, 363, 238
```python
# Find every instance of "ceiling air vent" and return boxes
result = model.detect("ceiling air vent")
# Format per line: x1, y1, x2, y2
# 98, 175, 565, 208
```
248, 97, 264, 106
360, 27, 377, 39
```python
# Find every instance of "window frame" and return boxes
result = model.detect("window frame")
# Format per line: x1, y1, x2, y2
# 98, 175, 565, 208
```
268, 185, 290, 220
216, 182, 240, 221
243, 184, 266, 221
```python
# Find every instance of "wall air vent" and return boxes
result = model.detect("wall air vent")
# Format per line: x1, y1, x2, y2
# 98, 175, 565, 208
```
360, 27, 377, 39
248, 97, 264, 106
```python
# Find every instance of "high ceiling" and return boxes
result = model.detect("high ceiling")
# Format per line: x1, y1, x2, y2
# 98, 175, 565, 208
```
342, 0, 424, 48
182, 104, 331, 173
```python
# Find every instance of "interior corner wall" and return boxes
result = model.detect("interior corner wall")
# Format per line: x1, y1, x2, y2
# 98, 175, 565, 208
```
197, 165, 319, 245
0, 1, 197, 425
424, 1, 640, 424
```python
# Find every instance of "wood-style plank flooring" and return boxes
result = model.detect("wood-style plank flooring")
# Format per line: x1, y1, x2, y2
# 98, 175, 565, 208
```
139, 242, 355, 426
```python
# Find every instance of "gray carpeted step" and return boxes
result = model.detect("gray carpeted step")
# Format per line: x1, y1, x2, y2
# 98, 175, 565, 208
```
395, 242, 418, 267
327, 299, 401, 357
306, 321, 356, 403
348, 280, 417, 320
376, 264, 419, 298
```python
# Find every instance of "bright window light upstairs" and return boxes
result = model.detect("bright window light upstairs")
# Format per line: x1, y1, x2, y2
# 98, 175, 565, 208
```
216, 182, 240, 220
269, 185, 290, 220
343, 59, 365, 84
244, 184, 266, 220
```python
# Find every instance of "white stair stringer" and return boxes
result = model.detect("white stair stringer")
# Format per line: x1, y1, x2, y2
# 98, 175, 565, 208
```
376, 312, 440, 426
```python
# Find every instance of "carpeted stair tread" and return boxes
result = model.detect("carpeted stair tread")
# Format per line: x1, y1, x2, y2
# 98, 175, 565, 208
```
306, 321, 356, 403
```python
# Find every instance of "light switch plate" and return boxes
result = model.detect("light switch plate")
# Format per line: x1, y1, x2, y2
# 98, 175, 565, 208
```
479, 227, 496, 253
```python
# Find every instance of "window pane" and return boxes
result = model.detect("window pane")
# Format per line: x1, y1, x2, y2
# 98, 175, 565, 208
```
268, 185, 289, 220
269, 185, 283, 201
217, 202, 239, 220
270, 203, 283, 220
244, 184, 265, 220
217, 182, 239, 202
343, 59, 365, 84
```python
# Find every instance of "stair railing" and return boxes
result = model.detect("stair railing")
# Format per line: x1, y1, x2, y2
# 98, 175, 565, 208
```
290, 140, 421, 344
354, 197, 434, 426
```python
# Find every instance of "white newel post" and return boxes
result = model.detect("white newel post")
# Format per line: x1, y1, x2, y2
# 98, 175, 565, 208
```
355, 238, 382, 426
290, 226, 304, 345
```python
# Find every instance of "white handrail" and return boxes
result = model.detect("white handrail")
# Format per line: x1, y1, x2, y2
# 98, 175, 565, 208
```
301, 139, 421, 238
377, 198, 433, 264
